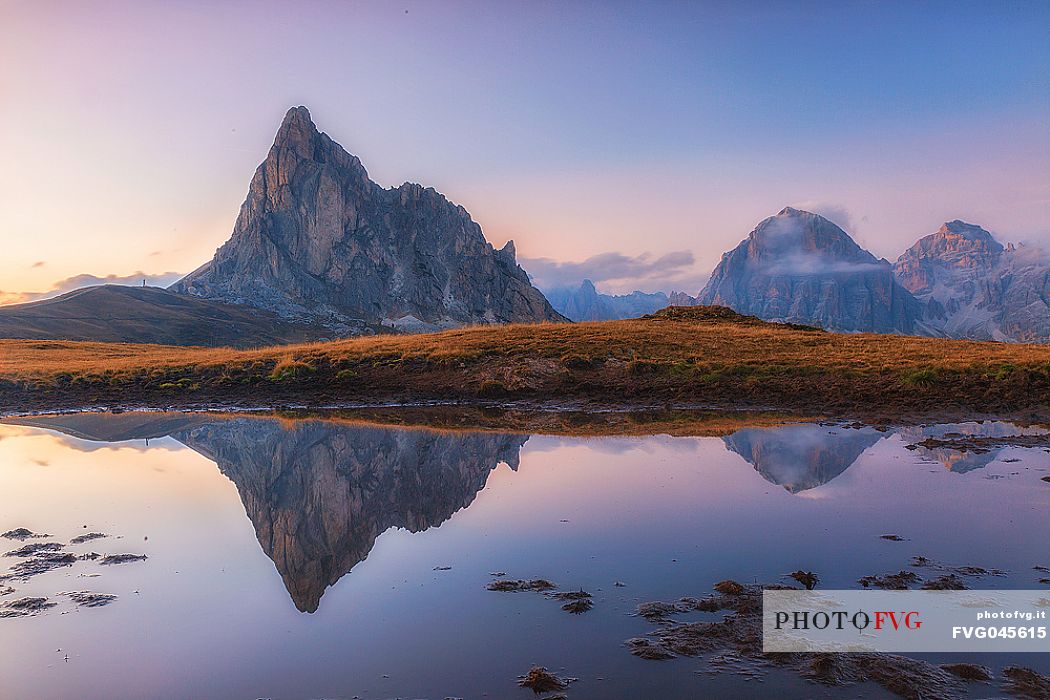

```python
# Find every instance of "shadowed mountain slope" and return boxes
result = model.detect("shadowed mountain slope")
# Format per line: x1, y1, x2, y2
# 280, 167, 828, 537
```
0, 285, 332, 347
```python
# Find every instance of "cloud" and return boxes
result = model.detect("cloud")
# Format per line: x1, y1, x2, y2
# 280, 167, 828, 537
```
0, 271, 185, 306
767, 253, 885, 275
520, 250, 705, 294
794, 202, 856, 233
30, 261, 46, 269
750, 212, 885, 275
0, 291, 32, 305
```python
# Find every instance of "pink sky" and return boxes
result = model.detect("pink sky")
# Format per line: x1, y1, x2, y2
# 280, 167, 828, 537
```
2, 1, 1047, 300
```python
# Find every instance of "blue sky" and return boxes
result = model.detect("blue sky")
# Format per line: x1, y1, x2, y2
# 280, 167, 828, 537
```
2, 0, 1047, 299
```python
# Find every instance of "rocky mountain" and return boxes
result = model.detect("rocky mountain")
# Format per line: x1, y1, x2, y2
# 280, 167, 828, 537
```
171, 107, 565, 333
0, 285, 332, 347
543, 279, 670, 321
894, 221, 1050, 342
697, 207, 923, 334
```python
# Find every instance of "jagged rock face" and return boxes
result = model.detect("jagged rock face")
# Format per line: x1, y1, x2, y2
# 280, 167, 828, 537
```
171, 107, 565, 333
698, 208, 922, 334
543, 279, 669, 321
894, 221, 1003, 296
723, 424, 884, 493
173, 418, 528, 613
894, 221, 1050, 342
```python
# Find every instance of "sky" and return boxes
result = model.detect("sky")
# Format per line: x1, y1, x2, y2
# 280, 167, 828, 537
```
1, 0, 1048, 301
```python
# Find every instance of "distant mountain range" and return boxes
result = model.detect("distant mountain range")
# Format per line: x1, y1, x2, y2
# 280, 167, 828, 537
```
542, 280, 679, 322
0, 106, 1046, 345
552, 208, 1050, 342
683, 208, 1050, 341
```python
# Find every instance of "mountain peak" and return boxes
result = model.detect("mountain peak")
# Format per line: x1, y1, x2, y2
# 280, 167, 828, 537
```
698, 209, 919, 333
282, 105, 313, 127
893, 220, 1049, 341
273, 105, 322, 156
898, 221, 1004, 266
172, 108, 565, 331
748, 207, 870, 263
894, 220, 1004, 297
938, 220, 998, 244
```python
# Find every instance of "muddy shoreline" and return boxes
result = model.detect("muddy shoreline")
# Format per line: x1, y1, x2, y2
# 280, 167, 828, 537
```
2, 391, 1049, 431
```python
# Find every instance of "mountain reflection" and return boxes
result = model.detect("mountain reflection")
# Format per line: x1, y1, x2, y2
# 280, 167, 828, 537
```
896, 422, 1032, 473
723, 424, 885, 492
9, 413, 526, 612
7, 412, 1026, 611
172, 419, 527, 612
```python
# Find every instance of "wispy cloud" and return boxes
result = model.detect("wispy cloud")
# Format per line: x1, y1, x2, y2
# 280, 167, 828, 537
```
0, 271, 184, 306
30, 261, 46, 269
520, 250, 705, 294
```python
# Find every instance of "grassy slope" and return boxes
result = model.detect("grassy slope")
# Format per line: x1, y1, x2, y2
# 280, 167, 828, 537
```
0, 285, 333, 347
2, 307, 1050, 417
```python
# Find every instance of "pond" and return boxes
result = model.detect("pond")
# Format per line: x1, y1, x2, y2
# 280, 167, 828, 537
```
1, 412, 1048, 699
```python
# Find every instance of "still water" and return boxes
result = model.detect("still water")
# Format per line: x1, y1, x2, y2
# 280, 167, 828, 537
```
0, 412, 1048, 699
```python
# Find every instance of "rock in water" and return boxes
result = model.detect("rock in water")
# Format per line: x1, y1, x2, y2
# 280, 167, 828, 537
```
697, 207, 922, 334
171, 106, 566, 334
894, 220, 1050, 342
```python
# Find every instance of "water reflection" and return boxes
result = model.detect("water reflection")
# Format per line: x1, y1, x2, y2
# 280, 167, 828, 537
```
4, 411, 1050, 700
898, 422, 1049, 473
9, 413, 527, 612
723, 423, 885, 493
175, 419, 526, 612
6, 412, 1038, 612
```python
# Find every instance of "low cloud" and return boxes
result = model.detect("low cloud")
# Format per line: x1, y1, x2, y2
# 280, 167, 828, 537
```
520, 250, 705, 294
752, 212, 884, 275
0, 271, 184, 306
767, 253, 886, 275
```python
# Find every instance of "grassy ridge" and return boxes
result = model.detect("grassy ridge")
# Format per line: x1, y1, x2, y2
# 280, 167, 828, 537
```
3, 307, 1050, 417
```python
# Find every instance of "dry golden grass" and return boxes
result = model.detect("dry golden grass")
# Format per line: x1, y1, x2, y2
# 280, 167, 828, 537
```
3, 317, 1049, 377
3, 307, 1050, 416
